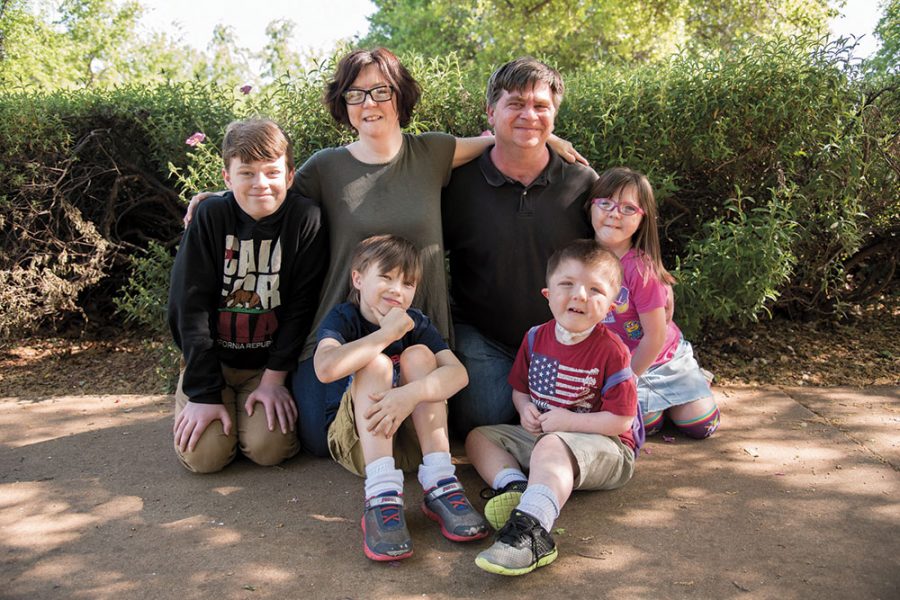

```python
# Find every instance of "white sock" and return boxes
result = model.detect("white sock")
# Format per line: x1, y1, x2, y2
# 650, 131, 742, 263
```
364, 456, 404, 499
417, 451, 456, 490
516, 484, 560, 532
492, 468, 527, 491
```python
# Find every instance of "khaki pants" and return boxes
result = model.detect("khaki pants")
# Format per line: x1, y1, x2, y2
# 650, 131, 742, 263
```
327, 387, 423, 477
174, 367, 300, 473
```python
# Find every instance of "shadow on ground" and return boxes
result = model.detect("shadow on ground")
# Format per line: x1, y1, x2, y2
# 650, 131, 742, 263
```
1, 387, 898, 599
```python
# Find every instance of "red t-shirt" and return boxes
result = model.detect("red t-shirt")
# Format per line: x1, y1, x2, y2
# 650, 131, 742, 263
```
508, 320, 638, 449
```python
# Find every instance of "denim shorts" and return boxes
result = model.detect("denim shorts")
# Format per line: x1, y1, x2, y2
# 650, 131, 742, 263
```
637, 338, 713, 414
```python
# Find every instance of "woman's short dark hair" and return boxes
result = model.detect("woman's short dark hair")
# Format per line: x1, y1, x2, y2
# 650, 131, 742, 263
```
324, 48, 421, 129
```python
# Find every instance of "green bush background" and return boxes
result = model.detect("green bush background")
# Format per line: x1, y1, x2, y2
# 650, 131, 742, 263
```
1, 37, 896, 341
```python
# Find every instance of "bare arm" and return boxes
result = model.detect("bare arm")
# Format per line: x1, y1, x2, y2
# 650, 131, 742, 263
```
364, 348, 468, 437
630, 307, 667, 377
313, 307, 414, 383
451, 133, 588, 168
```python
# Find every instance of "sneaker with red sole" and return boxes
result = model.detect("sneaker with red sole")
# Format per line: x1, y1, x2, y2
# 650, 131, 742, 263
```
422, 478, 489, 542
361, 491, 413, 561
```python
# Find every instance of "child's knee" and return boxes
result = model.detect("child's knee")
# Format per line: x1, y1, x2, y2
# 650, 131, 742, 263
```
175, 425, 236, 473
464, 428, 491, 457
643, 410, 665, 436
399, 345, 437, 377
672, 404, 721, 439
240, 409, 300, 466
357, 353, 395, 385
241, 432, 299, 466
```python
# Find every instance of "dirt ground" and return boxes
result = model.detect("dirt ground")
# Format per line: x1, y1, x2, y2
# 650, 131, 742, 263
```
0, 302, 897, 598
1, 386, 898, 599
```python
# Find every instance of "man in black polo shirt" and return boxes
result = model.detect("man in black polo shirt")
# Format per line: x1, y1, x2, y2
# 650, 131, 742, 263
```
443, 57, 597, 436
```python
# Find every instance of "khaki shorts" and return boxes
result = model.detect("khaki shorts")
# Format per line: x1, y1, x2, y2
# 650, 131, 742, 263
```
475, 424, 635, 490
326, 386, 423, 477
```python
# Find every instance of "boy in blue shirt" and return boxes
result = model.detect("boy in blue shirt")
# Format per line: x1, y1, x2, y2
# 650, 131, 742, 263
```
314, 234, 488, 561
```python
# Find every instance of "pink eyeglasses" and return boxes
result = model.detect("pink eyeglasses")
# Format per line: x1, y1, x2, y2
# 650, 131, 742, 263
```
591, 197, 645, 216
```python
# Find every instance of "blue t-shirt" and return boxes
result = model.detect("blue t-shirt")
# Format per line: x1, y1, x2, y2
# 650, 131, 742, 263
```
317, 303, 449, 363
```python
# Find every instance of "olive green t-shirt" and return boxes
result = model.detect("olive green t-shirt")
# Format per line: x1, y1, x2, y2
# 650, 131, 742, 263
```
295, 132, 456, 360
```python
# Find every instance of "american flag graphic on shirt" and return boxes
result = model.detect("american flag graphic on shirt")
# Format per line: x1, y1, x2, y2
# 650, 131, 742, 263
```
528, 352, 600, 413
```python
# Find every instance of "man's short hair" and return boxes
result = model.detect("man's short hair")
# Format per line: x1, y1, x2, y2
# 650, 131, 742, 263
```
485, 57, 565, 109
222, 118, 294, 171
546, 239, 623, 292
324, 48, 421, 129
348, 234, 422, 304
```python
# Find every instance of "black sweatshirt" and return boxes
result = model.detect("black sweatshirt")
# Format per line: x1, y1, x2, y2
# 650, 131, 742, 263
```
168, 190, 327, 404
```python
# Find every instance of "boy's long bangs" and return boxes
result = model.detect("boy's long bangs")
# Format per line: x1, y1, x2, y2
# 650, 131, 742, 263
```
222, 119, 294, 171
347, 235, 422, 304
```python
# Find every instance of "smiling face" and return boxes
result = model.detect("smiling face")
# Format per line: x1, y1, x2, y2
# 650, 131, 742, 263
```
591, 183, 644, 257
351, 262, 417, 324
222, 155, 294, 220
542, 258, 617, 334
487, 82, 557, 151
345, 64, 401, 138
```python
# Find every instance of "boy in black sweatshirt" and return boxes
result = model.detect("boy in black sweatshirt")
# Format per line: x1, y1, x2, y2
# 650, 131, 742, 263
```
168, 118, 325, 473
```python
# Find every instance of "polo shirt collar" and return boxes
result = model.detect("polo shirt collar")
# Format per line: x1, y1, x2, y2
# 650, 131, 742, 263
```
478, 144, 562, 188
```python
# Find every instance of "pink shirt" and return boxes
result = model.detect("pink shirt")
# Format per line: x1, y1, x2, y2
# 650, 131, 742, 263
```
603, 249, 681, 367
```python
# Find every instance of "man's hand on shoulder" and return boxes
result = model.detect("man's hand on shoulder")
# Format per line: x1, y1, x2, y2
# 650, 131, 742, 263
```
174, 401, 232, 452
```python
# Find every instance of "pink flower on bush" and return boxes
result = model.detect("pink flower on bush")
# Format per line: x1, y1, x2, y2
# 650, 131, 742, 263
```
240, 85, 252, 95
185, 132, 206, 146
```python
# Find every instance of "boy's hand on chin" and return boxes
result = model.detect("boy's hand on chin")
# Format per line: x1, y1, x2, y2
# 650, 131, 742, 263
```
377, 306, 415, 340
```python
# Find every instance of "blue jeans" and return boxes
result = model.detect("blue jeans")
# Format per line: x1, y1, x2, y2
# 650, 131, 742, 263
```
291, 356, 348, 457
448, 323, 518, 437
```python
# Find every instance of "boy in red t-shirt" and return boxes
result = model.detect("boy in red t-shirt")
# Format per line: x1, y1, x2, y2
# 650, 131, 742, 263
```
466, 239, 638, 576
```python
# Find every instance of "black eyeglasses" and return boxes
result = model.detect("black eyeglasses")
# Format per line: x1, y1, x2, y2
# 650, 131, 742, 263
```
342, 85, 394, 105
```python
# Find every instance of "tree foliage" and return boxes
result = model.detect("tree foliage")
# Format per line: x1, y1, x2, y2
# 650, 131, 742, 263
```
361, 0, 839, 71
0, 0, 209, 89
867, 0, 899, 76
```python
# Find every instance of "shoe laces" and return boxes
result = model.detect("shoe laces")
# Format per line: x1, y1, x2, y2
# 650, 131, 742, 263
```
379, 504, 401, 527
480, 480, 526, 500
496, 512, 538, 546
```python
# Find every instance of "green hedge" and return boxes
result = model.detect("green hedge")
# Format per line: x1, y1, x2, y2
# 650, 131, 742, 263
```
1, 37, 896, 340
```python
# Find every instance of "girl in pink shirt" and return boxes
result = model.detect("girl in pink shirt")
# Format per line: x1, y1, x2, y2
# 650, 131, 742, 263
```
588, 167, 720, 439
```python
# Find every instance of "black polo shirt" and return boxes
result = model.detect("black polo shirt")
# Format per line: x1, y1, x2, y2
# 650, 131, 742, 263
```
442, 146, 597, 350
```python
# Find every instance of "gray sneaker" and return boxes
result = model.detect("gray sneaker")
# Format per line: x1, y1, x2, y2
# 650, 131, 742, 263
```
422, 477, 489, 542
475, 510, 558, 576
361, 491, 412, 561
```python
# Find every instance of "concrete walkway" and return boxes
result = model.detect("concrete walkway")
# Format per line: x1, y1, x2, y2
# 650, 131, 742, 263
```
1, 386, 897, 599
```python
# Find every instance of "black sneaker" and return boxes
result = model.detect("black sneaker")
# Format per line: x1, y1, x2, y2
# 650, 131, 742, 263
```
480, 480, 527, 530
475, 510, 558, 576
